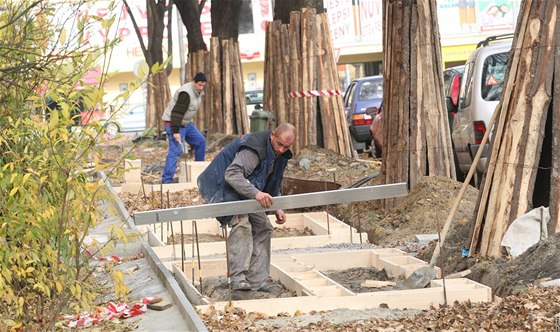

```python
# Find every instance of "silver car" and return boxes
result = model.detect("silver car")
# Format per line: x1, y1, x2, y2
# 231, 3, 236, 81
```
104, 104, 146, 138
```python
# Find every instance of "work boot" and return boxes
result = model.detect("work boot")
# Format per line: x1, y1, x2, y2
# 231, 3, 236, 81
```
231, 280, 251, 291
252, 282, 280, 293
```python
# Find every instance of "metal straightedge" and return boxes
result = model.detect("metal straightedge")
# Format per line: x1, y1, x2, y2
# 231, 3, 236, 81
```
133, 183, 407, 226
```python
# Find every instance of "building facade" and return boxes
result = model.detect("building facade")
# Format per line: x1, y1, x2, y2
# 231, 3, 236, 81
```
77, 0, 520, 108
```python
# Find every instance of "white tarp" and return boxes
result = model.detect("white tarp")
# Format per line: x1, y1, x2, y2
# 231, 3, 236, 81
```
501, 206, 549, 258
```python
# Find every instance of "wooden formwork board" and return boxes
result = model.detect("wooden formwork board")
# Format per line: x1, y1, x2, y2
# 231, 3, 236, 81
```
271, 259, 355, 297
379, 255, 441, 279
171, 249, 472, 312
173, 263, 209, 306
144, 212, 355, 239
276, 250, 375, 270
195, 279, 491, 316
149, 212, 367, 258
152, 233, 368, 259
115, 182, 198, 195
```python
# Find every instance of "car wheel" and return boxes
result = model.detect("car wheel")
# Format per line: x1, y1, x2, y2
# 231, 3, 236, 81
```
105, 122, 119, 140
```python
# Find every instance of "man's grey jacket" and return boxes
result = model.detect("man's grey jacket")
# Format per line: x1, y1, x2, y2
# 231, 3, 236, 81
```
197, 130, 292, 225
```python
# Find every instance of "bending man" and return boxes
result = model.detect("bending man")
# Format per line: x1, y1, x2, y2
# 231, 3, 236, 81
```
161, 72, 207, 183
197, 123, 296, 291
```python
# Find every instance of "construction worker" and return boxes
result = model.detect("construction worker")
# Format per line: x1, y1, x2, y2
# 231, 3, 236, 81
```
161, 72, 207, 183
197, 123, 296, 291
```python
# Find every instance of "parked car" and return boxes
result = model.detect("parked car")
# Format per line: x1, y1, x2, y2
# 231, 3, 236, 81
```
245, 89, 264, 114
343, 75, 383, 152
443, 65, 464, 130
452, 34, 512, 179
103, 104, 146, 138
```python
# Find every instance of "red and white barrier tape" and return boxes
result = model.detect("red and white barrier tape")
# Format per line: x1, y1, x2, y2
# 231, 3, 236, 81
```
84, 248, 122, 263
63, 297, 160, 328
289, 89, 341, 98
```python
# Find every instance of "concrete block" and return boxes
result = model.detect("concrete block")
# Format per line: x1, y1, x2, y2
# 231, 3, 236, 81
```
415, 234, 439, 244
124, 159, 142, 183
187, 161, 211, 183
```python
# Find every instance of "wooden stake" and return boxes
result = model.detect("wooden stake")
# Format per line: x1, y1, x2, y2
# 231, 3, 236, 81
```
180, 221, 185, 273
194, 220, 203, 293
192, 220, 195, 283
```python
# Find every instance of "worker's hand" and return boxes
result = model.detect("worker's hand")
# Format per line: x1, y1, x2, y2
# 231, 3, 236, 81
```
255, 191, 273, 208
275, 210, 286, 225
173, 133, 181, 142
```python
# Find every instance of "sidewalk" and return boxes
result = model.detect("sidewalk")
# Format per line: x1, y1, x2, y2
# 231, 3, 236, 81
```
88, 174, 207, 331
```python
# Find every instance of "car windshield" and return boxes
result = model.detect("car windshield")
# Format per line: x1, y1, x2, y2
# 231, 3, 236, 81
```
481, 52, 509, 101
245, 90, 263, 104
358, 80, 383, 101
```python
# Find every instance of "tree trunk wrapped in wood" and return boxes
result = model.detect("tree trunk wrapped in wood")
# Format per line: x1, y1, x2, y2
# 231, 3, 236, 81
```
470, 0, 560, 258
264, 9, 352, 157
381, 0, 456, 208
192, 0, 248, 136
203, 37, 249, 135
187, 50, 211, 133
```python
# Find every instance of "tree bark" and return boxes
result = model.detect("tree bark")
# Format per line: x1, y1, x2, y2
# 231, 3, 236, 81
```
381, 0, 456, 208
211, 0, 242, 40
549, 0, 560, 235
174, 0, 207, 54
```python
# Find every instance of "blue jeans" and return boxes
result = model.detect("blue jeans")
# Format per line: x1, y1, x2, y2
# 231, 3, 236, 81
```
162, 123, 206, 183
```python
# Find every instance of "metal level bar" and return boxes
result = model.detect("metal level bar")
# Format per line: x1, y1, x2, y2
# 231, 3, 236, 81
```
133, 183, 407, 226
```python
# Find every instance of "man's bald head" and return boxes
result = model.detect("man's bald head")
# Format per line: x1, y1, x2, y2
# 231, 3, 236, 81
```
270, 123, 296, 155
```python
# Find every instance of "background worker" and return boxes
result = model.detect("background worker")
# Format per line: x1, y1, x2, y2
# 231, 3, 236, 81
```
197, 123, 296, 291
161, 72, 207, 184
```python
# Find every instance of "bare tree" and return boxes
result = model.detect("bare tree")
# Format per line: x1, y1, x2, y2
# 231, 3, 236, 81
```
124, 0, 172, 136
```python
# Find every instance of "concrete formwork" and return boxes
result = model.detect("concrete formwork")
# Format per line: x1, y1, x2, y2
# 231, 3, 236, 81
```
112, 161, 492, 323
144, 212, 369, 263
173, 249, 488, 316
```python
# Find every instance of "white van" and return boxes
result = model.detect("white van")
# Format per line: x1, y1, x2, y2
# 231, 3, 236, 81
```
452, 34, 513, 179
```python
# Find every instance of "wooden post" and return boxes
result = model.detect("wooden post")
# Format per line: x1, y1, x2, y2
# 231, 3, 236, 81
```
471, 0, 559, 256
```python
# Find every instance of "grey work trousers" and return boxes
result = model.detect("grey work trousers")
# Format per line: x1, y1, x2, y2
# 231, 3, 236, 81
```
227, 212, 273, 286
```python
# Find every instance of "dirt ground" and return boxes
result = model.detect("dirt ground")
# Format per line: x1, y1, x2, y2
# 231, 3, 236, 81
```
324, 267, 393, 293
103, 134, 560, 331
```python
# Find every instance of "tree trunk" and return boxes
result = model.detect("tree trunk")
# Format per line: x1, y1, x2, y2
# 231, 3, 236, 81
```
266, 2, 351, 156
470, 1, 559, 257
174, 0, 207, 54
381, 0, 456, 208
146, 0, 172, 133
124, 0, 172, 136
